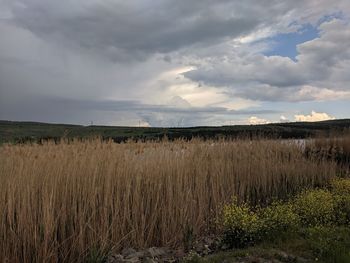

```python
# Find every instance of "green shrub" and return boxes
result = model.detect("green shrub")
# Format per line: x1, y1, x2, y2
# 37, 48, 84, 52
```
292, 189, 336, 226
222, 179, 350, 250
331, 178, 350, 225
331, 178, 350, 195
222, 198, 260, 248
259, 201, 300, 239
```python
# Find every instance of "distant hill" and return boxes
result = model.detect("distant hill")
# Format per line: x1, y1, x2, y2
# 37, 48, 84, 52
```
0, 119, 350, 143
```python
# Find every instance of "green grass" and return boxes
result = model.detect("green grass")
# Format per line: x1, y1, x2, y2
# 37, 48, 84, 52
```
184, 227, 350, 263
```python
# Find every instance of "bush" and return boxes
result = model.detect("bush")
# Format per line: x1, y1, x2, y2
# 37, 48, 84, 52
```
222, 198, 260, 248
259, 201, 300, 239
292, 189, 336, 226
331, 178, 350, 195
222, 179, 350, 250
331, 178, 350, 225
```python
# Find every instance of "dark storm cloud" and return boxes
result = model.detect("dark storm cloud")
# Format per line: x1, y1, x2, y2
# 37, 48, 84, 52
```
5, 0, 288, 59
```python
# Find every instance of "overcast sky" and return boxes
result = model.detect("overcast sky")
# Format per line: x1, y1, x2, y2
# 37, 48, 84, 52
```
0, 0, 349, 127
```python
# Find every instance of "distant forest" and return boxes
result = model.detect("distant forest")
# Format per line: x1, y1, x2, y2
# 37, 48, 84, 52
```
1, 119, 350, 144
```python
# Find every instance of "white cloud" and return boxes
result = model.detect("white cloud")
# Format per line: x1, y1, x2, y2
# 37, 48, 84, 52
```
248, 116, 270, 125
185, 19, 350, 102
294, 111, 335, 122
280, 115, 289, 122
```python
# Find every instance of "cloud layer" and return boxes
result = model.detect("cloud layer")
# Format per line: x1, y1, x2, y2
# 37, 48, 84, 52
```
0, 0, 349, 126
185, 19, 350, 102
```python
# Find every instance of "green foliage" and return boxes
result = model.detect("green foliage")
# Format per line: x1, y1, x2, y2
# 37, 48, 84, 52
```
331, 178, 350, 225
259, 201, 300, 239
222, 200, 301, 248
332, 178, 350, 195
304, 226, 350, 263
292, 189, 336, 227
222, 198, 260, 248
222, 179, 350, 250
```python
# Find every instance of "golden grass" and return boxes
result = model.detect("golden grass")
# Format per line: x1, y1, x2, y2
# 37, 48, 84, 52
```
0, 138, 339, 262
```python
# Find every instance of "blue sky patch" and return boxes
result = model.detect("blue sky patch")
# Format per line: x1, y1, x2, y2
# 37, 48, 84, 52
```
318, 11, 344, 24
263, 24, 319, 61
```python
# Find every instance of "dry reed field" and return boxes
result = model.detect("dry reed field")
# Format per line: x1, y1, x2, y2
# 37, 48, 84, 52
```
0, 138, 341, 262
308, 132, 350, 167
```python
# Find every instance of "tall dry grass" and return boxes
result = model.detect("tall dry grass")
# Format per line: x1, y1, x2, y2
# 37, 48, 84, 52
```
306, 132, 350, 170
0, 138, 339, 262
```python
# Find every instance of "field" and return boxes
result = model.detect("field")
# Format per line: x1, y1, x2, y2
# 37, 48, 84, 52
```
1, 135, 349, 262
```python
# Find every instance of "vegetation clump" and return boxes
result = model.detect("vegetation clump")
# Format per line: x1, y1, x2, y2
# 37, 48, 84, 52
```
222, 178, 350, 257
259, 201, 299, 238
292, 189, 336, 226
222, 198, 260, 248
331, 178, 350, 225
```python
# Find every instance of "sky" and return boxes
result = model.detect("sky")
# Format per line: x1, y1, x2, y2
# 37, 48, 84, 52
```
0, 0, 349, 127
